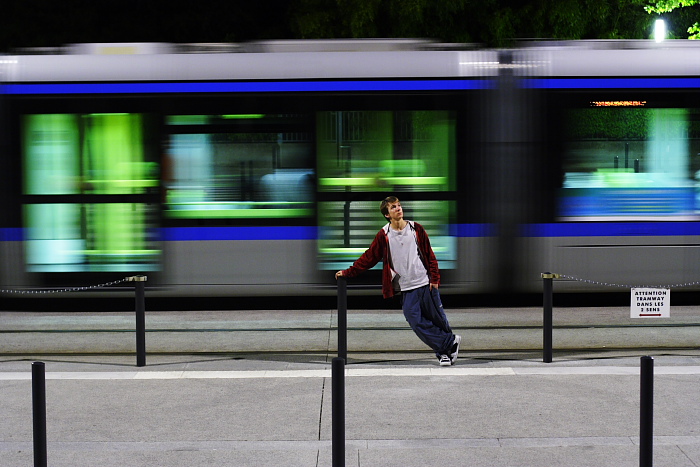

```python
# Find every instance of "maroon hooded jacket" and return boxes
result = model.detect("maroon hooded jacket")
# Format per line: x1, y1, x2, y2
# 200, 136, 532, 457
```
340, 221, 440, 298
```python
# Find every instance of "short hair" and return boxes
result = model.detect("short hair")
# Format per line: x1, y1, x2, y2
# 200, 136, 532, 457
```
380, 196, 399, 219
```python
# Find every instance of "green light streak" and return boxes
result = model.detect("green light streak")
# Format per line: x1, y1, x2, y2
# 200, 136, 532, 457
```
318, 176, 447, 186
165, 208, 313, 219
221, 114, 265, 119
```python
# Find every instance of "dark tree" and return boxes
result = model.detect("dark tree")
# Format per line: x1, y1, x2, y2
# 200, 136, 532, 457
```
0, 0, 696, 52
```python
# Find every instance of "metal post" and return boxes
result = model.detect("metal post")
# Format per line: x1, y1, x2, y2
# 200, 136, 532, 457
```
337, 276, 347, 362
541, 273, 557, 363
129, 275, 148, 367
332, 357, 345, 467
640, 356, 654, 467
32, 362, 47, 467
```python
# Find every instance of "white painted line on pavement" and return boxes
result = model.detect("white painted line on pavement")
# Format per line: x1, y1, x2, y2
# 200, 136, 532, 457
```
1, 365, 700, 380
348, 367, 516, 376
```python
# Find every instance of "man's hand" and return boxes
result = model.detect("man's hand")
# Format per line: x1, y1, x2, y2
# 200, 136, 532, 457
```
430, 282, 439, 290
335, 271, 344, 280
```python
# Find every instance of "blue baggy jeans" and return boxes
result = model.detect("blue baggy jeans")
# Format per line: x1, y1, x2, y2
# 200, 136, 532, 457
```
401, 285, 455, 357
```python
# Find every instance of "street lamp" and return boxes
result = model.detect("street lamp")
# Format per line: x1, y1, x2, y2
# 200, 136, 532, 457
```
655, 19, 666, 42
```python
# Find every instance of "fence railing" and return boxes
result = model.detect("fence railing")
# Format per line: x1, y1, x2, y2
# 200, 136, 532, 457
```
541, 271, 700, 364
2, 275, 148, 367
555, 273, 700, 290
0, 278, 130, 295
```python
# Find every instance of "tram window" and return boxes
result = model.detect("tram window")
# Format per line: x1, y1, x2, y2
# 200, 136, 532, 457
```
317, 111, 456, 192
24, 203, 160, 272
560, 106, 700, 220
164, 114, 314, 219
23, 114, 157, 195
22, 113, 160, 272
316, 110, 457, 271
317, 199, 456, 271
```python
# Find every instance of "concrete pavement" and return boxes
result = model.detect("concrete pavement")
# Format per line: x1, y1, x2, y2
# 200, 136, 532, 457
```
1, 304, 699, 355
1, 305, 699, 466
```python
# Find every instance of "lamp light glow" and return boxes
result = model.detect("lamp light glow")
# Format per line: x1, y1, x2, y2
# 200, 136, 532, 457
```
655, 19, 666, 42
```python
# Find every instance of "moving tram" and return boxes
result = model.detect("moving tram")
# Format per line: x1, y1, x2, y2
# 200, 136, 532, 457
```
1, 40, 699, 303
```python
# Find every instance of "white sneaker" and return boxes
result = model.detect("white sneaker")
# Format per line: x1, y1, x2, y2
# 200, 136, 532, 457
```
450, 335, 462, 365
438, 354, 452, 366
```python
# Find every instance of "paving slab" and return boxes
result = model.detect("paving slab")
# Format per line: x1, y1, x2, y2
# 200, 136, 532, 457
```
1, 306, 699, 355
1, 306, 700, 466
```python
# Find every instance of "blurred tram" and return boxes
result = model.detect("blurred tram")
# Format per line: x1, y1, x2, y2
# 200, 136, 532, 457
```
0, 39, 699, 301
515, 41, 700, 293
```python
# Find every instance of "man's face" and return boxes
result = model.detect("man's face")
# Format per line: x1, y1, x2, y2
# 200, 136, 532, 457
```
385, 201, 403, 221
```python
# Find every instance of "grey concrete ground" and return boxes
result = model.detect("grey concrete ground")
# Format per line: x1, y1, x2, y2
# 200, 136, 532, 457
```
1, 305, 699, 466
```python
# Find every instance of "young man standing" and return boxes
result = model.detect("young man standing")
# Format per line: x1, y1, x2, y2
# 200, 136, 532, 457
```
335, 196, 461, 366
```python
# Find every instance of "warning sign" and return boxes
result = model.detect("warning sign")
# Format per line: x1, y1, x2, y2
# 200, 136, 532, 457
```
631, 288, 670, 318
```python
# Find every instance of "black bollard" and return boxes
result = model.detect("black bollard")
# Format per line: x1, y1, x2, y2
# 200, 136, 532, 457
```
130, 275, 148, 367
541, 273, 556, 363
332, 357, 345, 467
640, 356, 654, 467
32, 362, 47, 467
337, 276, 347, 362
